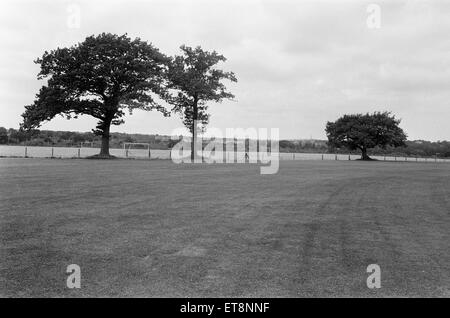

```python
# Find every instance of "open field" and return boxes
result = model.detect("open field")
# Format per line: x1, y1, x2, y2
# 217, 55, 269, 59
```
0, 158, 449, 297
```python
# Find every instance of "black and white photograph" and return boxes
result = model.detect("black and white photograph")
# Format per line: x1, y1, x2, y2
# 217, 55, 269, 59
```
0, 0, 449, 303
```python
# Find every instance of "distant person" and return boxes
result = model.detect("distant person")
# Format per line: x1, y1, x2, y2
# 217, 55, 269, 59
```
245, 152, 249, 162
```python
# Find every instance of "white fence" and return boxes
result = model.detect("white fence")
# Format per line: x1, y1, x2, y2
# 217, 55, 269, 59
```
1, 145, 449, 163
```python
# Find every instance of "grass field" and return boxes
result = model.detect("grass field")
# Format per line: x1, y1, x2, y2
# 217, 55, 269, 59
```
0, 158, 449, 297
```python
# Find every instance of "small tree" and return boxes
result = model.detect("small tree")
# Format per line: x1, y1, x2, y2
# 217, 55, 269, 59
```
167, 45, 237, 160
325, 111, 407, 160
21, 33, 170, 157
0, 127, 8, 144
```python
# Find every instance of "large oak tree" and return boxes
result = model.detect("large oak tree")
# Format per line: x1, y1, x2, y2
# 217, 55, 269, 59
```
167, 45, 237, 160
21, 33, 169, 157
326, 111, 407, 160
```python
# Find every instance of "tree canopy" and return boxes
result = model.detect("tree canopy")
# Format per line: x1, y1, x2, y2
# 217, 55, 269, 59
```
167, 45, 237, 159
21, 33, 170, 157
325, 111, 407, 160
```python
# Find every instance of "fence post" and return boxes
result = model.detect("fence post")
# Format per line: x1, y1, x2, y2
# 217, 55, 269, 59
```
25, 147, 28, 158
78, 148, 81, 158
51, 147, 54, 158
149, 148, 151, 159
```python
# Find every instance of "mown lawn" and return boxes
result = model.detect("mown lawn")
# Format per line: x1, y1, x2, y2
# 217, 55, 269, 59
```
0, 158, 449, 297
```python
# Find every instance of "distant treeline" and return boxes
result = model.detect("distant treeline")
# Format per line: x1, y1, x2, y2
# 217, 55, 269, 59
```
280, 139, 450, 158
0, 127, 449, 158
0, 128, 172, 150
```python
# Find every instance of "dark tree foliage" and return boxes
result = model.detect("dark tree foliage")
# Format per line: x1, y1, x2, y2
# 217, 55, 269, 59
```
325, 111, 407, 160
0, 127, 8, 144
167, 45, 237, 160
21, 33, 170, 157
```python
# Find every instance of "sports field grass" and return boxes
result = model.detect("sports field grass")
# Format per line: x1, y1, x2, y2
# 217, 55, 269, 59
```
0, 158, 449, 297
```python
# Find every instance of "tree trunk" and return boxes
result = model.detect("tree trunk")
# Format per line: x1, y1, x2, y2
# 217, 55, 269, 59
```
191, 98, 198, 162
100, 133, 110, 156
99, 119, 112, 157
361, 148, 371, 160
191, 123, 196, 161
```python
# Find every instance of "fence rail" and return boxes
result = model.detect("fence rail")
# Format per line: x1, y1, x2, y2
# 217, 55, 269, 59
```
1, 145, 449, 163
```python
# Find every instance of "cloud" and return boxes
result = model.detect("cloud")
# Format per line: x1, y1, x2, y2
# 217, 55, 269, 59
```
0, 0, 449, 141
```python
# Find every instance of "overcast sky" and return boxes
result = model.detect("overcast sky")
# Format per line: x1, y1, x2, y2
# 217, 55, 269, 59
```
1, 0, 450, 140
